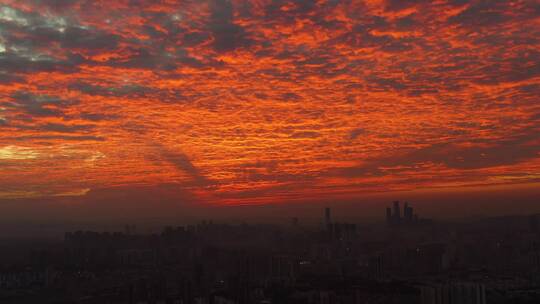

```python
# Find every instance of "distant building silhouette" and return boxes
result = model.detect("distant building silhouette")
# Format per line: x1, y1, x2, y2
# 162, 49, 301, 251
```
404, 202, 414, 222
421, 283, 486, 304
325, 207, 331, 227
387, 201, 419, 226
368, 255, 385, 280
393, 201, 401, 224
292, 217, 299, 225
530, 214, 539, 233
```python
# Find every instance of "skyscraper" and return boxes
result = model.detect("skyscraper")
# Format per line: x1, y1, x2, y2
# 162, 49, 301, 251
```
404, 202, 414, 222
386, 201, 420, 226
530, 214, 539, 233
325, 207, 331, 227
393, 201, 401, 223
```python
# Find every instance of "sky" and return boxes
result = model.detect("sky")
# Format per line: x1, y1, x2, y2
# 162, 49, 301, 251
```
0, 0, 539, 222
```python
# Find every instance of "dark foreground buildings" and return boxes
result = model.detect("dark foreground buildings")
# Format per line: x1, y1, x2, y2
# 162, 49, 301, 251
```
1, 205, 540, 303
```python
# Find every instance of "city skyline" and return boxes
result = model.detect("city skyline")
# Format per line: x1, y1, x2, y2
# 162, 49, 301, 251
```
1, 2, 539, 302
1, 205, 538, 303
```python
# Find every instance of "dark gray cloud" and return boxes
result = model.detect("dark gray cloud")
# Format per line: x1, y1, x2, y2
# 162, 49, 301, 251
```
5, 91, 77, 117
366, 75, 407, 91
448, 0, 510, 28
69, 81, 155, 97
0, 5, 119, 50
0, 52, 82, 74
31, 0, 78, 11
385, 0, 429, 11
182, 31, 211, 47
262, 0, 337, 27
471, 51, 540, 85
280, 92, 302, 101
5, 135, 105, 141
158, 147, 215, 187
0, 72, 24, 84
208, 0, 252, 52
349, 128, 366, 140
7, 122, 96, 134
329, 132, 540, 179
102, 46, 219, 71
40, 122, 95, 133
59, 26, 119, 50
0, 5, 117, 80
105, 48, 177, 70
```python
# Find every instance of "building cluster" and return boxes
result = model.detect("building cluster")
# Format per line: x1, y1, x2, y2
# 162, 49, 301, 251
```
386, 201, 419, 226
0, 206, 540, 303
324, 207, 357, 241
420, 283, 486, 304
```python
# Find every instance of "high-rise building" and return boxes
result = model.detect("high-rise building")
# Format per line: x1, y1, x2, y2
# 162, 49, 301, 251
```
386, 207, 392, 225
368, 255, 384, 280
403, 202, 409, 222
393, 201, 401, 223
530, 214, 539, 233
403, 202, 414, 222
325, 207, 331, 227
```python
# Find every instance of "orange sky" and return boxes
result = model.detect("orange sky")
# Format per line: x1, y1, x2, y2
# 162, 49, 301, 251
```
0, 0, 539, 207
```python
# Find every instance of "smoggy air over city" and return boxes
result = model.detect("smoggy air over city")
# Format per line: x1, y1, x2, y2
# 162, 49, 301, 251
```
1, 1, 540, 303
